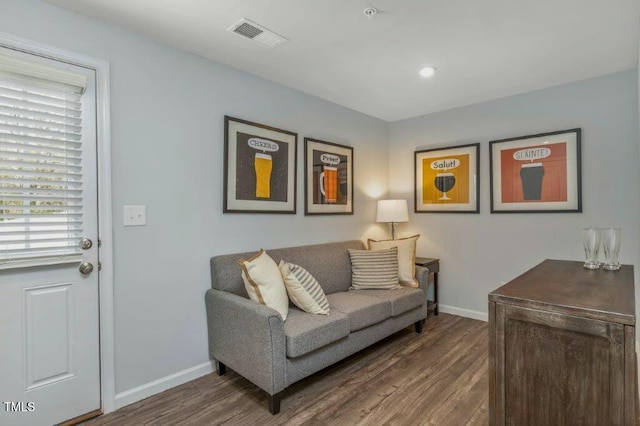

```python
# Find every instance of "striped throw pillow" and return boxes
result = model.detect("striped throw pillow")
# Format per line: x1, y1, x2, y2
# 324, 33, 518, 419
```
348, 247, 401, 290
279, 261, 330, 315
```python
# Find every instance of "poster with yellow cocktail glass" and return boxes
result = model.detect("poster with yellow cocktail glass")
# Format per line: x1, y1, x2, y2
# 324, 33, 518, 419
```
224, 116, 298, 214
414, 143, 480, 213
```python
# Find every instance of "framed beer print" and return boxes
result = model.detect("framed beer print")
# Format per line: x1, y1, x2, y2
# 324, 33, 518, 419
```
304, 138, 354, 215
414, 143, 480, 213
489, 128, 582, 213
223, 116, 297, 213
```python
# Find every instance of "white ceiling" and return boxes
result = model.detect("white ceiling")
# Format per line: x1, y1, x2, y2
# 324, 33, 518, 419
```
46, 0, 639, 122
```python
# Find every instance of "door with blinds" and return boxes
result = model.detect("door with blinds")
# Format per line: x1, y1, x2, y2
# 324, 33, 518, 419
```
0, 46, 100, 425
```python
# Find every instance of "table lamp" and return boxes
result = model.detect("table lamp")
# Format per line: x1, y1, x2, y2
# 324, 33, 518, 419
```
376, 199, 409, 240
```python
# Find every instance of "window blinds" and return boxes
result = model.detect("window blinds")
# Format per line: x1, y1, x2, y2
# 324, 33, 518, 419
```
0, 55, 88, 269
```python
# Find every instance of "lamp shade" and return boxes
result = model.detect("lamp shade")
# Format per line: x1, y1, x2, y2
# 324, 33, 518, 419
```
376, 199, 409, 223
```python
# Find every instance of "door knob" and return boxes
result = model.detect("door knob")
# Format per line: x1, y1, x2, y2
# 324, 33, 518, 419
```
79, 262, 94, 275
81, 238, 93, 250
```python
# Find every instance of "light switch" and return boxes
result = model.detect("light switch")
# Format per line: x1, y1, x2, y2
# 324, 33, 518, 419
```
123, 205, 146, 226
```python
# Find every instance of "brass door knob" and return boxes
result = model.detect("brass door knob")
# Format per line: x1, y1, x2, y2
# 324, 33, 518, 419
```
81, 238, 93, 250
79, 262, 94, 275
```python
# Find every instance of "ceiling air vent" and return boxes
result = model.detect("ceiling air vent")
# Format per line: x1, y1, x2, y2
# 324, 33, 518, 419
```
227, 18, 288, 49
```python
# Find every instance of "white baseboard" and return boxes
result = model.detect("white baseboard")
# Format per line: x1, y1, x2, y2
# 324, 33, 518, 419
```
439, 304, 488, 322
114, 361, 214, 410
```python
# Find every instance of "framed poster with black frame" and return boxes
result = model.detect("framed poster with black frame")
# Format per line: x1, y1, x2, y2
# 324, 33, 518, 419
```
489, 128, 581, 213
223, 116, 297, 214
414, 143, 480, 213
304, 138, 354, 215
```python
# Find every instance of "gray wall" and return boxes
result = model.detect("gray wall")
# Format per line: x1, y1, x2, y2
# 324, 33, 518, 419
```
1, 0, 389, 393
390, 70, 640, 325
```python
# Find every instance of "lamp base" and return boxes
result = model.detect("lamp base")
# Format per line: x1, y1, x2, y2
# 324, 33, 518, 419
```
389, 222, 398, 240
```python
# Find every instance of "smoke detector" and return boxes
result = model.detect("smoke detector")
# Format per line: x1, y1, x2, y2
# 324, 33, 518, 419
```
363, 7, 378, 19
227, 18, 288, 49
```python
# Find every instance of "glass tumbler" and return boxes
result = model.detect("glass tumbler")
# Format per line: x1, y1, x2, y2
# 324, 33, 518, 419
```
601, 228, 621, 271
582, 228, 601, 270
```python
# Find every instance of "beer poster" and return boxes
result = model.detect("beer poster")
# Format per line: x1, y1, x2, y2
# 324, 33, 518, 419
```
224, 116, 297, 213
304, 138, 353, 215
234, 133, 289, 202
414, 143, 480, 213
489, 128, 581, 213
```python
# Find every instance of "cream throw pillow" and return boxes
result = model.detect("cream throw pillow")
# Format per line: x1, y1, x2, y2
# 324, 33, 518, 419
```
238, 250, 289, 320
368, 235, 420, 287
279, 261, 330, 315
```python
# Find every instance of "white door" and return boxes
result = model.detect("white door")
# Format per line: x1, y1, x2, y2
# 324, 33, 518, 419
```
0, 46, 100, 425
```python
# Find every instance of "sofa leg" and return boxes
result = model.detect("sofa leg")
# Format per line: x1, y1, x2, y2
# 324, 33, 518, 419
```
268, 392, 281, 415
414, 320, 423, 334
215, 359, 226, 376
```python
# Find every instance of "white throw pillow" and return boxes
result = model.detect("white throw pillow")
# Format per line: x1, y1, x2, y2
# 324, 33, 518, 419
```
238, 250, 289, 320
368, 235, 420, 287
348, 247, 401, 290
279, 261, 330, 315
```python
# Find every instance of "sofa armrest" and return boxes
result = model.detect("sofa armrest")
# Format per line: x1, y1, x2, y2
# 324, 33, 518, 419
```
205, 288, 286, 395
416, 265, 430, 297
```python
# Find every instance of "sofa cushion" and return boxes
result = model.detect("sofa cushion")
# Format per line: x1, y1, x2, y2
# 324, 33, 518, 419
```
355, 287, 424, 316
284, 308, 349, 358
326, 292, 391, 331
211, 241, 365, 297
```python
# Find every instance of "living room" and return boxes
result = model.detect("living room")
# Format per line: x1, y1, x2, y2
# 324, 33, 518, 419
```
0, 0, 639, 425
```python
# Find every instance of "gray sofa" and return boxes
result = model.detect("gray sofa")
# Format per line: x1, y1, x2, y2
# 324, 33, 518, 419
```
205, 240, 429, 414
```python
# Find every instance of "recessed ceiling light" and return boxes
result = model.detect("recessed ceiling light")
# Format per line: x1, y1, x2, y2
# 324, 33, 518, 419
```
419, 66, 437, 78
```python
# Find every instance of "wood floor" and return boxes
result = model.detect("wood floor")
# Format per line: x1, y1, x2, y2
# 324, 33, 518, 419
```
85, 314, 489, 425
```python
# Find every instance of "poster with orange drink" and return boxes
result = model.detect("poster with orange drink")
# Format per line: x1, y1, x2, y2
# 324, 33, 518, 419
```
305, 138, 354, 215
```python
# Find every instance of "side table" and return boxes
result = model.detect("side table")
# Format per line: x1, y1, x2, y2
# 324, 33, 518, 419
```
415, 257, 440, 315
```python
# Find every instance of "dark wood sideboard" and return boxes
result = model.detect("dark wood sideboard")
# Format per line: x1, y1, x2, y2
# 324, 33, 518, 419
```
489, 259, 636, 426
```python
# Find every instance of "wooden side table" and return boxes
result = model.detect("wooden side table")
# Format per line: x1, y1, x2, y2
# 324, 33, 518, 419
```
415, 257, 440, 315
